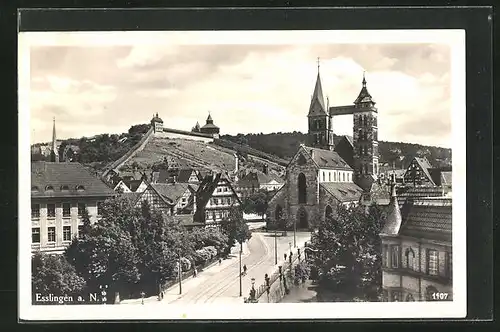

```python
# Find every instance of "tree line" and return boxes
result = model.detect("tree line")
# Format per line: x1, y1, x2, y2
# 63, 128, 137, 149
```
32, 196, 251, 303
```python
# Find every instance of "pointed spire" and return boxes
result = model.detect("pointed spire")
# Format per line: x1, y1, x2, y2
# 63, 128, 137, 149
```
51, 117, 59, 162
354, 71, 375, 105
207, 111, 213, 123
308, 59, 327, 116
380, 181, 402, 236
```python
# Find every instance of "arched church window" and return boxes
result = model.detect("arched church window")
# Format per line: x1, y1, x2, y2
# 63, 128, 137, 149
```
325, 205, 333, 220
298, 173, 307, 204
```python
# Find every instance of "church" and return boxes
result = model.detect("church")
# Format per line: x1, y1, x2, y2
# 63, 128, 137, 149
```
267, 62, 385, 230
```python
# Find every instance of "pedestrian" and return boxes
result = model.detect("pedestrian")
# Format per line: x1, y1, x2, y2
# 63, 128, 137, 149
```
243, 264, 247, 275
219, 257, 222, 265
194, 268, 197, 277
284, 253, 287, 261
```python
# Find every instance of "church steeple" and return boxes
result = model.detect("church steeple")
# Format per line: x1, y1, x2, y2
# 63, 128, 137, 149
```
380, 183, 402, 236
308, 57, 327, 116
354, 71, 376, 106
307, 58, 333, 150
50, 117, 59, 162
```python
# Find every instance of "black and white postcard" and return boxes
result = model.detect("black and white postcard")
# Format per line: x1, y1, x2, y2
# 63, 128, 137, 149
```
19, 29, 466, 320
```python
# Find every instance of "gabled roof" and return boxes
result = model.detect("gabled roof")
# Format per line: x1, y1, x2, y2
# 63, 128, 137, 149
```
409, 157, 435, 185
320, 182, 363, 203
300, 146, 352, 170
399, 198, 452, 242
177, 169, 197, 182
194, 173, 241, 216
31, 162, 115, 198
308, 72, 327, 116
151, 183, 190, 204
237, 170, 282, 187
124, 179, 144, 192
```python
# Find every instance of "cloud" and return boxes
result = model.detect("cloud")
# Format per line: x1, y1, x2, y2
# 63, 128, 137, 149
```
28, 41, 452, 148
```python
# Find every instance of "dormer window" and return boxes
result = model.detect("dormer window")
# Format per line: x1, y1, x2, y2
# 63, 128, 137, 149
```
45, 185, 54, 192
76, 185, 85, 192
61, 185, 70, 191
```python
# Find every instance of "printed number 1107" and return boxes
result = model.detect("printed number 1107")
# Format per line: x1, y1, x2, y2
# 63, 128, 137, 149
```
431, 292, 449, 300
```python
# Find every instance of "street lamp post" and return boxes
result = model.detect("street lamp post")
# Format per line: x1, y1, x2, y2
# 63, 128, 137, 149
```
239, 242, 243, 297
178, 254, 182, 295
293, 217, 297, 248
289, 242, 292, 253
274, 228, 278, 265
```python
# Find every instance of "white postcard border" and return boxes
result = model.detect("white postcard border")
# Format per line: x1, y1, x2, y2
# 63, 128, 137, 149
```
19, 29, 466, 320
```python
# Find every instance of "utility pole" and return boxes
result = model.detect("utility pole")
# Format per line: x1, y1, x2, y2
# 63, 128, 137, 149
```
293, 218, 297, 248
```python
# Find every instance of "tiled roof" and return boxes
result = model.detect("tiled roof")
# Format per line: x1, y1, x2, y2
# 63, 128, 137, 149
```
151, 183, 189, 204
320, 182, 363, 203
200, 123, 219, 129
413, 157, 435, 185
177, 169, 197, 182
31, 162, 115, 198
237, 170, 281, 187
396, 185, 445, 205
399, 199, 452, 242
302, 146, 352, 170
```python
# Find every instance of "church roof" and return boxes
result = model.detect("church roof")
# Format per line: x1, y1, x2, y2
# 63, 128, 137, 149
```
354, 73, 376, 105
308, 72, 327, 116
302, 146, 352, 170
320, 182, 363, 203
201, 122, 219, 129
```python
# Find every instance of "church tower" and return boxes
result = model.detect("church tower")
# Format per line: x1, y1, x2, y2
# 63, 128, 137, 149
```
352, 73, 379, 189
50, 117, 59, 162
307, 59, 334, 150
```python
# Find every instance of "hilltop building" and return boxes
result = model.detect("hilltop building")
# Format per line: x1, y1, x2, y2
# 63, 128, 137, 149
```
31, 162, 115, 254
268, 61, 383, 229
380, 185, 452, 302
199, 112, 220, 136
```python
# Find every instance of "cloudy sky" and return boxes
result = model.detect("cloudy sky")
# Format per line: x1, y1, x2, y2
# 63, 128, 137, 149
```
27, 32, 453, 148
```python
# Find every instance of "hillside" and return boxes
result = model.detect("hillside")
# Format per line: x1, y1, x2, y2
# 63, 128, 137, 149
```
221, 132, 452, 169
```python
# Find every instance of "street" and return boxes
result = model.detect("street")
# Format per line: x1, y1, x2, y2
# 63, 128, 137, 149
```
123, 230, 311, 305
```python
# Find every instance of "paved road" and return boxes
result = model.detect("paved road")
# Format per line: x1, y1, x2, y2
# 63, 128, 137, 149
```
159, 231, 311, 305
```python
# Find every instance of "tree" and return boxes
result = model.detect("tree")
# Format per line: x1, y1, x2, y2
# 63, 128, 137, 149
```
310, 202, 386, 301
220, 205, 252, 255
189, 227, 229, 254
32, 252, 86, 301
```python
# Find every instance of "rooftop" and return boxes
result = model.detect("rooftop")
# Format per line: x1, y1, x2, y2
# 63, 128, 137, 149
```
320, 182, 363, 203
31, 162, 115, 198
151, 183, 189, 203
301, 146, 352, 170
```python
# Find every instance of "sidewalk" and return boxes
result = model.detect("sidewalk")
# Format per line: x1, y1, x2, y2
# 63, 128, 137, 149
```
120, 241, 250, 305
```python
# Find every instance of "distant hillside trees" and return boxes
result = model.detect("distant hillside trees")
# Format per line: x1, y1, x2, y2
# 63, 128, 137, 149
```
222, 132, 451, 169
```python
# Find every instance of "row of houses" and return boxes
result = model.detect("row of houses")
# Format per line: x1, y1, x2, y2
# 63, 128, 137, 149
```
30, 161, 244, 254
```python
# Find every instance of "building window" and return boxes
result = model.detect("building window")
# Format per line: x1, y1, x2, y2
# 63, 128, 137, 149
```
342, 173, 345, 182
32, 228, 40, 243
213, 198, 218, 206
405, 248, 415, 270
63, 226, 71, 242
322, 172, 325, 182
31, 204, 40, 219
205, 211, 210, 220
298, 173, 307, 204
328, 172, 331, 182
97, 201, 104, 215
62, 203, 71, 217
427, 249, 439, 276
390, 245, 401, 268
47, 227, 56, 242
78, 203, 86, 216
333, 172, 337, 182
47, 204, 56, 218
78, 225, 84, 239
405, 293, 415, 302
382, 245, 389, 267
